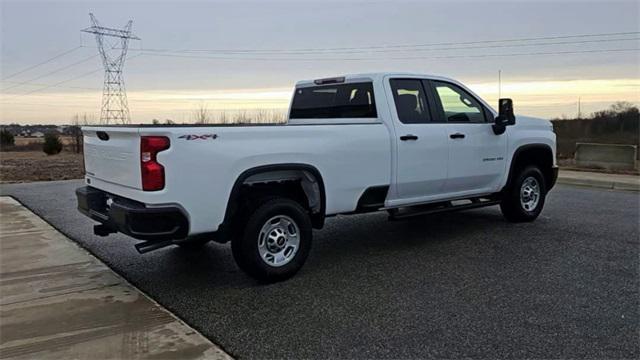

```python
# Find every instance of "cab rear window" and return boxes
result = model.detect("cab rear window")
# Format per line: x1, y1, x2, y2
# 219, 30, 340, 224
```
290, 82, 377, 119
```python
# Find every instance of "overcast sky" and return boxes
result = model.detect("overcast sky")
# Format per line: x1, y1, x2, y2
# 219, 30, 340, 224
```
1, 0, 639, 124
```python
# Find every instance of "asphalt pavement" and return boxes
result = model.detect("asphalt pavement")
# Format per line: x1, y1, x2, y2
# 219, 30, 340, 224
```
1, 180, 638, 359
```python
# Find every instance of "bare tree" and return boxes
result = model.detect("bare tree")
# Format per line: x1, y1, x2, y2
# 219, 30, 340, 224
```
610, 101, 635, 114
218, 111, 227, 124
69, 113, 93, 153
271, 109, 287, 123
234, 110, 249, 124
251, 109, 286, 124
70, 115, 81, 152
254, 109, 267, 123
193, 104, 210, 124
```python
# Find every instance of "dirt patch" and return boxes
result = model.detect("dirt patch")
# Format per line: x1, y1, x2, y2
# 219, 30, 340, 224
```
0, 151, 84, 183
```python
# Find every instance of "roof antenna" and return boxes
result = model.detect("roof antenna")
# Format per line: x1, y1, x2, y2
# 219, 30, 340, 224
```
498, 69, 502, 99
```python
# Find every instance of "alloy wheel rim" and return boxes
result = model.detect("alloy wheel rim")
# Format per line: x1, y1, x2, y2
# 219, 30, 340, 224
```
258, 215, 300, 267
520, 176, 540, 212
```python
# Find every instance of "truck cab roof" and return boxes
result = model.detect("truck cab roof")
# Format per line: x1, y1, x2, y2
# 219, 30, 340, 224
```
294, 72, 496, 117
295, 72, 462, 87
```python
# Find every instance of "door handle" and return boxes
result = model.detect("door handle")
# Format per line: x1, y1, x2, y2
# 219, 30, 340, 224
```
400, 134, 419, 141
449, 133, 465, 139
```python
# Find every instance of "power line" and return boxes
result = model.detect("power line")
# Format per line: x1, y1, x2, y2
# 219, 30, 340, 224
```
2, 68, 103, 99
1, 54, 99, 92
2, 54, 142, 100
138, 31, 640, 54
2, 31, 636, 114
0, 94, 287, 108
1, 80, 99, 92
139, 36, 640, 56
3, 90, 101, 100
2, 102, 99, 109
1, 46, 634, 101
1, 46, 84, 80
410, 47, 640, 60
4, 31, 636, 93
138, 47, 640, 62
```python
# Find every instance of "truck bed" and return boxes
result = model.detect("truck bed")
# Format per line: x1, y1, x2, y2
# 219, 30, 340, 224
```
82, 122, 392, 235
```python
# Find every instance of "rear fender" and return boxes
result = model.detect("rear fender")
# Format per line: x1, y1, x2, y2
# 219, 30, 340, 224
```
223, 164, 326, 231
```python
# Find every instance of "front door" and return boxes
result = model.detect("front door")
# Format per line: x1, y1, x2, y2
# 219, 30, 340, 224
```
386, 78, 450, 206
429, 80, 507, 195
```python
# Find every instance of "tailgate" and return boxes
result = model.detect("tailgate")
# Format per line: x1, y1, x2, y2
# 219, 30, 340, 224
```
83, 127, 141, 189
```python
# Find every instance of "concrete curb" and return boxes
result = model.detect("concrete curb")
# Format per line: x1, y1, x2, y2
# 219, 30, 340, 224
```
557, 176, 639, 192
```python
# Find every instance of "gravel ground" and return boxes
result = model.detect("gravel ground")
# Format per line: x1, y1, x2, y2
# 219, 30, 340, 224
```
1, 181, 638, 359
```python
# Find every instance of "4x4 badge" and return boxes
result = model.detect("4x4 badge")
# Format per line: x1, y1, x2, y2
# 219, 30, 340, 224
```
178, 134, 218, 140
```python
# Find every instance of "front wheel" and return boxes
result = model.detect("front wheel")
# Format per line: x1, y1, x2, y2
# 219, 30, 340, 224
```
232, 198, 312, 283
500, 166, 547, 222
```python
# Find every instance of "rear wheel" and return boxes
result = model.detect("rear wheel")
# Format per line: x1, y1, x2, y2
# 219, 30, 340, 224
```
500, 166, 547, 222
232, 198, 312, 282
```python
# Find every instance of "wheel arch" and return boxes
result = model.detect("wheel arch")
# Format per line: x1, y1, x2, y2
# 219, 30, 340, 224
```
504, 144, 556, 192
224, 163, 327, 231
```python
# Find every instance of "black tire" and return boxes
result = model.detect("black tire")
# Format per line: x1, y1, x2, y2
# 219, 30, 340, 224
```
231, 198, 312, 283
500, 166, 547, 222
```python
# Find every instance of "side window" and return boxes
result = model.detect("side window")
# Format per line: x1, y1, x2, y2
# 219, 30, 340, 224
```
390, 79, 430, 124
432, 81, 486, 123
290, 82, 377, 119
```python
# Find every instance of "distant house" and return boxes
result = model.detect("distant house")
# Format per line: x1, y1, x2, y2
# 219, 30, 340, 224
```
31, 132, 45, 138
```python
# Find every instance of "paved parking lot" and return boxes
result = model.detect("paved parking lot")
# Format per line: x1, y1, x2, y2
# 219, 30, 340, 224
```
1, 180, 638, 359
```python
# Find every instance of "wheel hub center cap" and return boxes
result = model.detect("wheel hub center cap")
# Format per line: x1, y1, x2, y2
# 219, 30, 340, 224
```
267, 228, 287, 251
258, 215, 301, 268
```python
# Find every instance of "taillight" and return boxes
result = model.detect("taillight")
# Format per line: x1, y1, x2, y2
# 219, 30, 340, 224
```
140, 136, 170, 191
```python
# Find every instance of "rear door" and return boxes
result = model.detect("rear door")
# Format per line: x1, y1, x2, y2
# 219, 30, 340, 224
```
385, 78, 450, 206
83, 127, 142, 189
428, 80, 507, 195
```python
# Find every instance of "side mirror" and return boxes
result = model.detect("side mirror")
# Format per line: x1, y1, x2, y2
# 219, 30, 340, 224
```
493, 98, 515, 135
498, 98, 515, 125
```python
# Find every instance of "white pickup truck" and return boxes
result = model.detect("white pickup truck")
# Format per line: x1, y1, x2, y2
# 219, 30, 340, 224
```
77, 72, 557, 282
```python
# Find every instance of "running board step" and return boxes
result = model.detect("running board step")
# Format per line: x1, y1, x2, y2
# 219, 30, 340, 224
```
134, 239, 174, 254
388, 198, 501, 220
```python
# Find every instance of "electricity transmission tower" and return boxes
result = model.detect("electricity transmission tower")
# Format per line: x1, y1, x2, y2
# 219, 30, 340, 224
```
82, 13, 139, 124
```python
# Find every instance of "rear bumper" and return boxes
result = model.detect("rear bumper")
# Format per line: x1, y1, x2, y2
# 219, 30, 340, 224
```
76, 186, 188, 241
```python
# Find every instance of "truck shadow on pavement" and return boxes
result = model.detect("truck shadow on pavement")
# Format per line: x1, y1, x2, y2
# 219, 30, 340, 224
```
160, 207, 514, 288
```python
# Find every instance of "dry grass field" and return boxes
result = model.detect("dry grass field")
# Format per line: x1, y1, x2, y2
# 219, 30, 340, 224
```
12, 135, 74, 148
0, 151, 84, 183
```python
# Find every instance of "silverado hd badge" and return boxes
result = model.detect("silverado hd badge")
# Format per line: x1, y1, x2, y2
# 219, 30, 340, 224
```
178, 134, 218, 140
